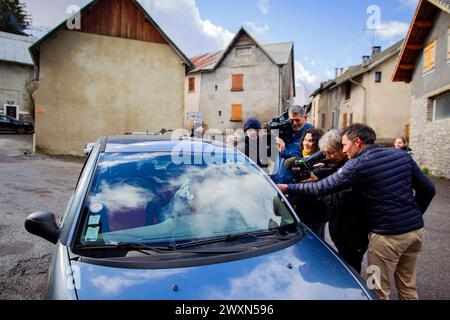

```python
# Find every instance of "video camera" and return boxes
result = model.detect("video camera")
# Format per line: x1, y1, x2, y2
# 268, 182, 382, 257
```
267, 111, 295, 143
284, 151, 326, 182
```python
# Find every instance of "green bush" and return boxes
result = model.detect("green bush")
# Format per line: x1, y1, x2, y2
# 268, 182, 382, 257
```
421, 167, 429, 175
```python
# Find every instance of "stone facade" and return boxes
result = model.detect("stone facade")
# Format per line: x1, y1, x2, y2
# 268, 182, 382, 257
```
410, 95, 450, 178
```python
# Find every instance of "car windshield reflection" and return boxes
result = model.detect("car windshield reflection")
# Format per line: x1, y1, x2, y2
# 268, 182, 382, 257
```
77, 152, 296, 248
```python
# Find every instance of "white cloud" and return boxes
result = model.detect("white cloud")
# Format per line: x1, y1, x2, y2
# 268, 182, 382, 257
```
139, 0, 234, 56
257, 0, 271, 15
245, 22, 269, 38
295, 60, 318, 86
375, 21, 409, 41
397, 0, 419, 8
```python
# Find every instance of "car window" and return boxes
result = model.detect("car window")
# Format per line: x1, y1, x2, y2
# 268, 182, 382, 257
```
76, 152, 295, 246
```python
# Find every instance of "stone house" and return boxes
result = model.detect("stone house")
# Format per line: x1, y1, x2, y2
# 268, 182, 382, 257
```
393, 0, 450, 178
310, 41, 412, 144
0, 31, 36, 121
184, 27, 295, 133
30, 0, 192, 155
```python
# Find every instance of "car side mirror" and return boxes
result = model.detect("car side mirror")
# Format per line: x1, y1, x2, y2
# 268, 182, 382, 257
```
25, 212, 60, 244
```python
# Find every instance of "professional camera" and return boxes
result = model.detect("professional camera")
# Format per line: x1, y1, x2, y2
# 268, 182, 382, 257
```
284, 151, 326, 182
267, 111, 295, 142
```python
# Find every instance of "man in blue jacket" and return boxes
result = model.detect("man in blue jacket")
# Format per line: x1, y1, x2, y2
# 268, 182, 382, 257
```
271, 105, 312, 183
278, 123, 436, 300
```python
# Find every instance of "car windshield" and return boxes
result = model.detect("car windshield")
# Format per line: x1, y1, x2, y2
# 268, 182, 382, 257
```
76, 152, 296, 247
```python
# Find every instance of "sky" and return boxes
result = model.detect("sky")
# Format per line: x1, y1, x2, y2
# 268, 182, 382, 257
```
21, 0, 419, 103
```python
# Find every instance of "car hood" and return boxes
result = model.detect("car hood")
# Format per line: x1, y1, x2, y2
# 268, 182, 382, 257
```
72, 234, 372, 300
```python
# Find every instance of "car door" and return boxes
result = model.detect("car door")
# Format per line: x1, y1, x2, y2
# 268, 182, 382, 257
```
0, 115, 15, 132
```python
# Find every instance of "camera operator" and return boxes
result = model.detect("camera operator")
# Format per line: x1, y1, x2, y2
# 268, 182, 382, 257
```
271, 105, 313, 184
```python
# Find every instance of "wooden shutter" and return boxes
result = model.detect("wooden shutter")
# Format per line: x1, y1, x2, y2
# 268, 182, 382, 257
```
424, 41, 436, 73
342, 113, 348, 128
231, 104, 243, 121
188, 77, 195, 92
232, 74, 244, 91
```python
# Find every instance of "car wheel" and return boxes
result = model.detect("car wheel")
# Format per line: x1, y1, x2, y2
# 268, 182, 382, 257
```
17, 128, 26, 134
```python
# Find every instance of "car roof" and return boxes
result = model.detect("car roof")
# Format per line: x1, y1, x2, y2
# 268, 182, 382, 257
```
103, 135, 237, 154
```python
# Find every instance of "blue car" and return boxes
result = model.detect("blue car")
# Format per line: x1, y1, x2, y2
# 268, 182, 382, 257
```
25, 135, 375, 300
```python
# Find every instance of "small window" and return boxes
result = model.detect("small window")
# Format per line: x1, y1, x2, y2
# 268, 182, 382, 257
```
218, 111, 222, 117
215, 85, 218, 91
350, 113, 353, 125
424, 40, 436, 73
231, 74, 244, 91
433, 92, 450, 121
375, 71, 382, 83
321, 113, 326, 129
188, 77, 195, 92
342, 113, 348, 128
344, 82, 351, 100
236, 46, 252, 56
231, 104, 243, 122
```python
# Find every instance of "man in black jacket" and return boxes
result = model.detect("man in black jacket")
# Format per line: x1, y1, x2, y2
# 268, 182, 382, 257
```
277, 123, 436, 300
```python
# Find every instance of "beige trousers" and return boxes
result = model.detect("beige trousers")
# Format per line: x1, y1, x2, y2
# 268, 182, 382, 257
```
367, 228, 424, 300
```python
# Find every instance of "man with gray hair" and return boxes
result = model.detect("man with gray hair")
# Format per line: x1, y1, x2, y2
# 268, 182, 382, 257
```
312, 129, 369, 273
271, 105, 313, 184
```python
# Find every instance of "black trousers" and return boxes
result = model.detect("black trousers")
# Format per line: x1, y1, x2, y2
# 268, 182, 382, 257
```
336, 245, 366, 274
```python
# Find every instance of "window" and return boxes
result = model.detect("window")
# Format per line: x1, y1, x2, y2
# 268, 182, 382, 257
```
236, 46, 252, 56
344, 82, 351, 100
188, 77, 195, 92
321, 113, 326, 129
342, 113, 348, 128
231, 104, 243, 122
375, 71, 382, 83
424, 40, 436, 73
350, 113, 353, 125
433, 92, 450, 121
231, 74, 244, 91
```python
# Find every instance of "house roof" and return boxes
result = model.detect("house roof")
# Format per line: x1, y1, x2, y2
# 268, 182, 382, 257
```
393, 0, 450, 82
29, 0, 192, 69
332, 39, 404, 87
190, 41, 294, 73
0, 31, 35, 66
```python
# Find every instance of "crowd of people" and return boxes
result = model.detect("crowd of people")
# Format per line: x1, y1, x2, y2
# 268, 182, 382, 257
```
231, 105, 436, 300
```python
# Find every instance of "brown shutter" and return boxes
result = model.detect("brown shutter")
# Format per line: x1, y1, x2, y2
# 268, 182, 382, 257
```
188, 77, 195, 92
231, 104, 243, 121
232, 74, 244, 91
342, 113, 348, 128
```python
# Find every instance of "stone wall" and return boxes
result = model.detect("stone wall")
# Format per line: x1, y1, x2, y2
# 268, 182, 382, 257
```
410, 96, 450, 178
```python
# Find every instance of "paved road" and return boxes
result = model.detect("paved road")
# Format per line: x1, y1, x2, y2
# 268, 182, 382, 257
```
0, 134, 449, 299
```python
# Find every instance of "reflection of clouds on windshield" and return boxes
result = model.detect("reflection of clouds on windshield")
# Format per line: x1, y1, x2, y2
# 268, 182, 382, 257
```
90, 268, 185, 296
160, 164, 281, 235
98, 153, 160, 171
92, 182, 154, 212
203, 256, 366, 300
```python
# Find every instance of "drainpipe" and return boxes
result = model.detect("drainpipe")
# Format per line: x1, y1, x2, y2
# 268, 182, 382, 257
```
349, 77, 367, 124
278, 67, 282, 114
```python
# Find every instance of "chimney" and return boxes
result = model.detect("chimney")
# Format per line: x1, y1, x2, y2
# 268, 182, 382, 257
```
372, 46, 381, 56
362, 55, 370, 64
335, 68, 339, 78
340, 67, 344, 75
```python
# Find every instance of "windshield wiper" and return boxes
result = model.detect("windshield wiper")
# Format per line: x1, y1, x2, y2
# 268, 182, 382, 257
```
170, 229, 291, 250
75, 242, 169, 255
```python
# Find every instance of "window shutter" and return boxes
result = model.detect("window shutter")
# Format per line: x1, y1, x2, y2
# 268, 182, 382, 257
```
424, 41, 436, 73
232, 74, 244, 91
231, 104, 243, 121
188, 77, 195, 92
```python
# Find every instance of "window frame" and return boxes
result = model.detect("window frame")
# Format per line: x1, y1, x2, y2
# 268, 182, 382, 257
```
432, 91, 450, 122
375, 71, 382, 83
188, 77, 195, 93
423, 40, 436, 74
